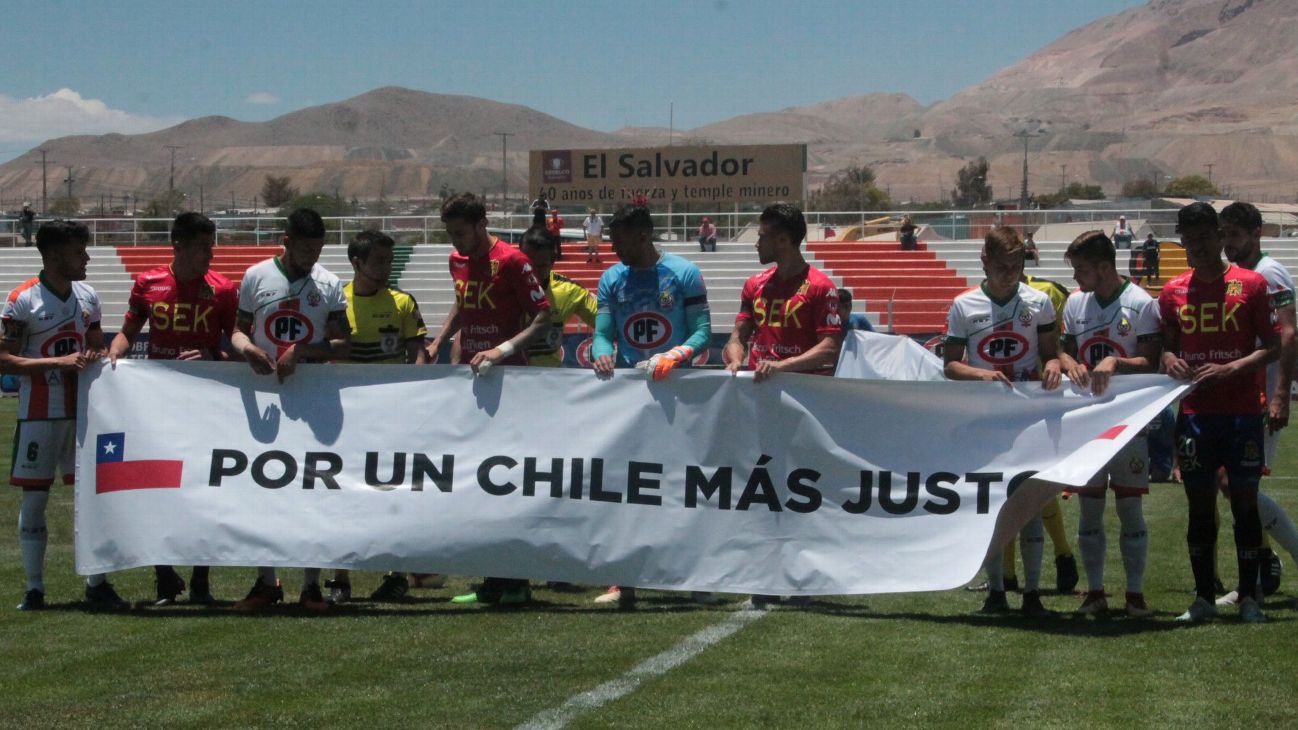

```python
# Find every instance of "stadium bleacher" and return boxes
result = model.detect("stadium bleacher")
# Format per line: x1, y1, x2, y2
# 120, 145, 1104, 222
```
4, 234, 1297, 337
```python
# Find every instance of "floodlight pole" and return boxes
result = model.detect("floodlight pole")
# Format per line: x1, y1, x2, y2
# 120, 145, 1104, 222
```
494, 132, 513, 210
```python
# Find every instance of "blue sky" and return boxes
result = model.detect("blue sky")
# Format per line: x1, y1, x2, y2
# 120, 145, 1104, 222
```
0, 0, 1143, 162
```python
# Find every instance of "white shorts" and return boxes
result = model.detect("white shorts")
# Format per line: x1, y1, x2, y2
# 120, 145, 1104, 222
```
1074, 432, 1149, 497
10, 419, 76, 489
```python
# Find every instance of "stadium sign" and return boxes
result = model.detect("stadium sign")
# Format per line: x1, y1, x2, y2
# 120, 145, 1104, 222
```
529, 144, 806, 206
76, 360, 1185, 595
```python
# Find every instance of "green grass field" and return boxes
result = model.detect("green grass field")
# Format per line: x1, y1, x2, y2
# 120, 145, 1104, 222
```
1, 395, 1296, 729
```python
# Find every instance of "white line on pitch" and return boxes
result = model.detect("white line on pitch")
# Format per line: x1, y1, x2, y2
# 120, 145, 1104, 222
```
516, 608, 768, 730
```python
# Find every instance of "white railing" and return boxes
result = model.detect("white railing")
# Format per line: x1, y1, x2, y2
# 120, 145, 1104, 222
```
0, 208, 1291, 247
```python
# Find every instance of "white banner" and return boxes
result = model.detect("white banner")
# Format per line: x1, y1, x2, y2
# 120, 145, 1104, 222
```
76, 361, 1186, 595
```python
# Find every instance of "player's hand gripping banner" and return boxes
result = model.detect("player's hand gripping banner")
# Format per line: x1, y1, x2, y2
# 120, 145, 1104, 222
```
76, 360, 1185, 595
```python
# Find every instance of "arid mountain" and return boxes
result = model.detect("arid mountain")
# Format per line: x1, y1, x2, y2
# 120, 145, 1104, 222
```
2, 0, 1296, 209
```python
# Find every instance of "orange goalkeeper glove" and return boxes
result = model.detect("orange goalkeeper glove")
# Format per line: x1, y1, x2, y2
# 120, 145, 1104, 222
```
641, 345, 695, 381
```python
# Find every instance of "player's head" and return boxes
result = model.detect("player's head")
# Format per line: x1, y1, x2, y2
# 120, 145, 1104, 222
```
519, 226, 557, 282
1065, 230, 1116, 294
1220, 201, 1263, 265
608, 205, 655, 267
171, 212, 216, 280
348, 229, 395, 289
440, 192, 489, 257
837, 287, 853, 317
981, 226, 1025, 294
35, 219, 91, 281
757, 203, 807, 265
1176, 202, 1222, 270
283, 207, 326, 273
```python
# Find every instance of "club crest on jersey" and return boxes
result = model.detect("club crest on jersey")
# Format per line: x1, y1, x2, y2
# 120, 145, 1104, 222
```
977, 331, 1029, 365
1227, 280, 1243, 296
1117, 316, 1132, 336
1243, 439, 1261, 466
1129, 457, 1146, 475
490, 260, 501, 278
658, 290, 675, 310
623, 311, 672, 350
306, 290, 322, 307
1017, 309, 1033, 327
264, 309, 315, 347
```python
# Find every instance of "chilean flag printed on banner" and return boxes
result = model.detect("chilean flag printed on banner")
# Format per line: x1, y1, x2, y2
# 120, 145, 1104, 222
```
95, 432, 184, 494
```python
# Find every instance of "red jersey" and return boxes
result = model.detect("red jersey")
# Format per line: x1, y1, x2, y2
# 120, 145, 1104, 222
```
450, 239, 550, 364
1158, 264, 1276, 415
735, 264, 841, 374
124, 267, 238, 359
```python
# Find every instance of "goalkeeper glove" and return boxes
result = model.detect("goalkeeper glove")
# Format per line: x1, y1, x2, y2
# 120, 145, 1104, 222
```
643, 345, 694, 381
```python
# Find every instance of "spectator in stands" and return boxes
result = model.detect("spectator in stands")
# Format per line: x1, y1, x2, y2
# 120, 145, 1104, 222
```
583, 209, 604, 264
698, 217, 717, 252
1112, 215, 1134, 249
1024, 233, 1040, 266
837, 288, 874, 334
19, 202, 35, 247
631, 192, 649, 208
898, 215, 918, 251
547, 208, 564, 260
1141, 233, 1160, 284
530, 190, 549, 227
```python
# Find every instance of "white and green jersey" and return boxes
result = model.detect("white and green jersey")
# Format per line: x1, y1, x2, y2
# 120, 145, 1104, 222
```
237, 257, 347, 360
1250, 254, 1296, 405
945, 282, 1055, 381
1061, 280, 1161, 367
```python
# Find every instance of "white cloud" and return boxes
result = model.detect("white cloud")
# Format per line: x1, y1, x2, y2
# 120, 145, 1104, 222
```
0, 88, 183, 144
245, 92, 280, 105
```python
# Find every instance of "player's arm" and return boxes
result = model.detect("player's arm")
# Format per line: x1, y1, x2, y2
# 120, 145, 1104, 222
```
1192, 285, 1279, 387
943, 340, 1011, 386
1038, 324, 1062, 391
592, 275, 617, 376
276, 311, 351, 381
1270, 300, 1296, 431
82, 324, 106, 364
1057, 334, 1090, 389
0, 319, 85, 374
724, 319, 754, 374
231, 311, 275, 375
644, 285, 711, 381
425, 300, 460, 364
753, 332, 842, 383
108, 317, 144, 366
470, 307, 551, 373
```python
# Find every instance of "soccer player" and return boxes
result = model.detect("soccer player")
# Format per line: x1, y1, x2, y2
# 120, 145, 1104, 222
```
944, 227, 1062, 616
107, 212, 238, 606
322, 229, 429, 605
724, 203, 841, 610
1217, 200, 1298, 602
229, 208, 352, 612
1056, 231, 1161, 617
424, 193, 551, 606
1, 220, 126, 611
1160, 202, 1277, 623
724, 203, 842, 383
591, 204, 712, 608
520, 226, 597, 368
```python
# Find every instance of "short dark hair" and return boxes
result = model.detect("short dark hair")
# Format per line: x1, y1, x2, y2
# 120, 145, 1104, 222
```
348, 229, 394, 262
1220, 201, 1262, 231
441, 192, 487, 224
171, 212, 215, 245
760, 203, 807, 247
35, 219, 89, 255
1177, 201, 1218, 230
983, 226, 1024, 258
286, 208, 326, 239
519, 225, 557, 253
608, 205, 654, 233
1065, 230, 1115, 265
837, 287, 853, 305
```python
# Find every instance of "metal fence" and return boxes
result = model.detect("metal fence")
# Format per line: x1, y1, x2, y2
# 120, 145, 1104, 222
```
0, 208, 1292, 247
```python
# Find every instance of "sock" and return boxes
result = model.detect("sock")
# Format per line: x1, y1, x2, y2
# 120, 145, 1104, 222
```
1042, 496, 1073, 557
191, 565, 210, 585
303, 567, 321, 586
1258, 491, 1298, 564
258, 566, 278, 584
1188, 544, 1216, 601
985, 551, 1005, 592
86, 573, 106, 587
1115, 496, 1148, 594
1020, 514, 1045, 592
1002, 539, 1018, 583
18, 490, 49, 592
1077, 495, 1107, 592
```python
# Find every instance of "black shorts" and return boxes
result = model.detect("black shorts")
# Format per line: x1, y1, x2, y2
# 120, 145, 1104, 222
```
1176, 413, 1264, 489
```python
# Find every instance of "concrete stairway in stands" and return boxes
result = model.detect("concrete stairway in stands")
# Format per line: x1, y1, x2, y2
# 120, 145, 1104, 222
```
805, 241, 969, 335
